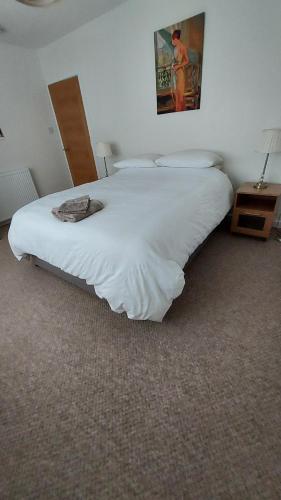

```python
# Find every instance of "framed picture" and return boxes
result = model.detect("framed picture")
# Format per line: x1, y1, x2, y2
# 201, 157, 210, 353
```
154, 12, 205, 115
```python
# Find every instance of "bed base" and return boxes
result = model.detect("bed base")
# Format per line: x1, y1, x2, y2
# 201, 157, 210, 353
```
31, 223, 223, 296
32, 256, 97, 295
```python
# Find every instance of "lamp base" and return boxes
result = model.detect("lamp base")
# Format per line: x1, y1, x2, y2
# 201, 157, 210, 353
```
103, 157, 109, 177
253, 180, 268, 190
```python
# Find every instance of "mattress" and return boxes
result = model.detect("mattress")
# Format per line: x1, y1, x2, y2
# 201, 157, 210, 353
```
8, 167, 233, 321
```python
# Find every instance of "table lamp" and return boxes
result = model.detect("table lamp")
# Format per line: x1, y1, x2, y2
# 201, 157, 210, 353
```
96, 142, 112, 177
254, 128, 281, 190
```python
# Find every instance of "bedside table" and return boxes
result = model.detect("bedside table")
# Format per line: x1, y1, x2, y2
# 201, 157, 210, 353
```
231, 182, 281, 239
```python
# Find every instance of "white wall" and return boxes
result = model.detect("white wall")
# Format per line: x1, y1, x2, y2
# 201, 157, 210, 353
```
0, 42, 72, 196
38, 0, 281, 191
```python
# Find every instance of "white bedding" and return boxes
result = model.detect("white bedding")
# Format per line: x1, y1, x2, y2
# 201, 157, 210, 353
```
8, 167, 233, 321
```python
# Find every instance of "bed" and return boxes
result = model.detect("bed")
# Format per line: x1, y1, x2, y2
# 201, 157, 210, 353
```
8, 166, 233, 321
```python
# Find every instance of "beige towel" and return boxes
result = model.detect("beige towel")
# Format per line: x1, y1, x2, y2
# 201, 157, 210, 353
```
58, 195, 90, 214
52, 200, 103, 222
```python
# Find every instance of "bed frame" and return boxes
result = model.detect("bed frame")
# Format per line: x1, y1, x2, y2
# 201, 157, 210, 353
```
31, 218, 229, 295
32, 255, 96, 295
31, 246, 201, 295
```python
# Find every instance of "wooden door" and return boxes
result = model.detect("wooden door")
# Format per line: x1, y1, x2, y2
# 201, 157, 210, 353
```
48, 76, 98, 186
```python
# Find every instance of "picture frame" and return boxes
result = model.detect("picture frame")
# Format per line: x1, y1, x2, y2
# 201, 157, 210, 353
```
154, 13, 205, 115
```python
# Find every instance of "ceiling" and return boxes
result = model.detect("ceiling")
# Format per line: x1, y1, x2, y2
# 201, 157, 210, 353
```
0, 0, 127, 49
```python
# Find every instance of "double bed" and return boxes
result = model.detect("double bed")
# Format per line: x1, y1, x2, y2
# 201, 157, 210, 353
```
8, 166, 233, 321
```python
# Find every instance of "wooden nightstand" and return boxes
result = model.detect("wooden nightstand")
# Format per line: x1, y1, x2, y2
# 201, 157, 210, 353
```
231, 182, 281, 239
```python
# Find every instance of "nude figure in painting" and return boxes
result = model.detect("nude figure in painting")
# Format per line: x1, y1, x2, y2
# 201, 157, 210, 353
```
171, 30, 189, 112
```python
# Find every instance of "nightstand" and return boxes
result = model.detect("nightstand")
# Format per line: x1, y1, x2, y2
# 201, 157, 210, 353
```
231, 182, 281, 239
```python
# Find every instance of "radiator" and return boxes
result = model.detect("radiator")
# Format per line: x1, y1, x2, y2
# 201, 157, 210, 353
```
0, 168, 39, 222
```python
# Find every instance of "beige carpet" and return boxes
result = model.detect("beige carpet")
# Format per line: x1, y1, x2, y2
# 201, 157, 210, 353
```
0, 225, 280, 499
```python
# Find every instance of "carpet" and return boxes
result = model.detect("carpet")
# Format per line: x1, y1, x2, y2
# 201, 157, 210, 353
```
0, 225, 280, 499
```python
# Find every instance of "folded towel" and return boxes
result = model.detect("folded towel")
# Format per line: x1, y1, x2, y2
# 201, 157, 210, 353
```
52, 199, 104, 222
58, 195, 90, 214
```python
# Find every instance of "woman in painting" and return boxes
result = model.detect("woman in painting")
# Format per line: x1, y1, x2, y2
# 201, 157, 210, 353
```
171, 30, 189, 111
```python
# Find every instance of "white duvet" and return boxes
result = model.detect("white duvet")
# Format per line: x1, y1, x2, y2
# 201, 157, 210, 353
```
8, 167, 233, 321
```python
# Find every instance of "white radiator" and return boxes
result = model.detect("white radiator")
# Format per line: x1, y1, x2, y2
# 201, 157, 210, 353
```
0, 168, 39, 222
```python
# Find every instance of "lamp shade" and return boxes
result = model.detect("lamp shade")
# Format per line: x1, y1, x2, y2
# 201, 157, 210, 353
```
257, 128, 281, 154
96, 142, 112, 158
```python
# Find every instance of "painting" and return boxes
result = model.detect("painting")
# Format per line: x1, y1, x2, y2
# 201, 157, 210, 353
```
154, 13, 205, 114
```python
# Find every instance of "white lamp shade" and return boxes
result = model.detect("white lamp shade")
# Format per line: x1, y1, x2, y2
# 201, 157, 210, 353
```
257, 128, 281, 154
96, 142, 112, 158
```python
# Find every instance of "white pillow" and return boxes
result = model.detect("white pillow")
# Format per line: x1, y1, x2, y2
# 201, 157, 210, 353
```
114, 154, 161, 169
155, 149, 223, 168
